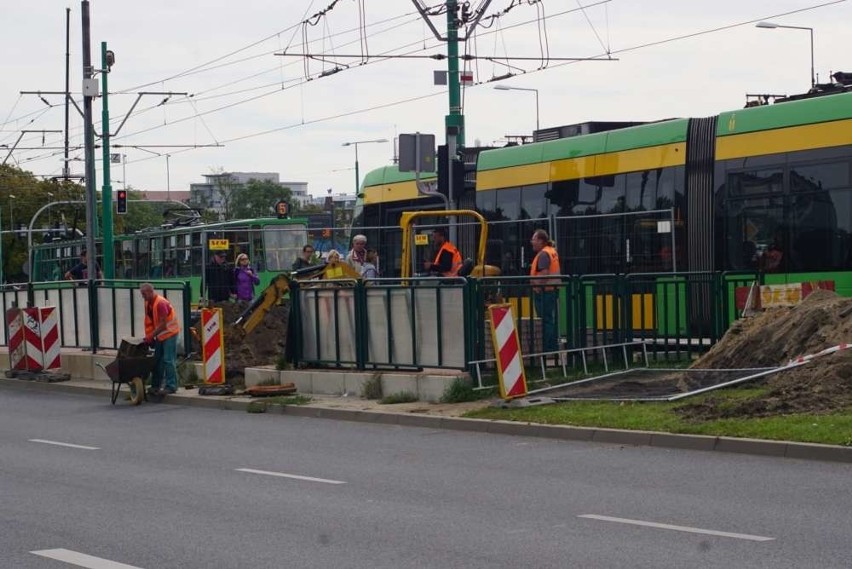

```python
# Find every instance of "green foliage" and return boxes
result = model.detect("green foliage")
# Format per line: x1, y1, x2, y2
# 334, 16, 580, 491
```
246, 401, 268, 413
230, 178, 293, 219
440, 377, 486, 403
265, 395, 312, 406
178, 361, 200, 387
361, 373, 383, 400
117, 188, 167, 234
380, 391, 418, 404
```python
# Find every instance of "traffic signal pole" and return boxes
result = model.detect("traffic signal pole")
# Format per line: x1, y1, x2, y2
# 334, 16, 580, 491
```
445, 0, 462, 244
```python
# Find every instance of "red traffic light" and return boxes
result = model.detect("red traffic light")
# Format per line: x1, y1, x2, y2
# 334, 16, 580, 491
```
275, 200, 289, 218
116, 190, 128, 214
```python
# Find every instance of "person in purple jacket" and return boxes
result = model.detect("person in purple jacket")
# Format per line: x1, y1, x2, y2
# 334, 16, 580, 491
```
233, 253, 260, 302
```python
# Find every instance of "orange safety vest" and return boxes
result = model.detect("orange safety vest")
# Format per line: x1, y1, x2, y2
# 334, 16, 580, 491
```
145, 294, 180, 341
433, 241, 463, 277
530, 245, 560, 290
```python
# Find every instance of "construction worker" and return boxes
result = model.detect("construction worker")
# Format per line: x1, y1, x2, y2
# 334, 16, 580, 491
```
425, 228, 462, 277
530, 229, 560, 353
140, 283, 181, 394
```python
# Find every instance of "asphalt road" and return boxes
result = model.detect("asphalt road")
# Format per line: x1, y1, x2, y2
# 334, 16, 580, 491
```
1, 388, 850, 569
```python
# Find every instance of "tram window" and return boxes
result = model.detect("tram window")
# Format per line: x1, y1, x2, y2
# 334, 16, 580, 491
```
728, 168, 784, 196
790, 161, 850, 192
478, 190, 498, 220
724, 197, 785, 271
495, 188, 520, 221
263, 225, 306, 271
789, 189, 851, 271
191, 233, 203, 274
149, 237, 164, 278
520, 184, 547, 219
251, 229, 265, 271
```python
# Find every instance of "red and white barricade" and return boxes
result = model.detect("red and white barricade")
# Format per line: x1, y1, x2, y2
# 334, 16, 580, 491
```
488, 303, 528, 400
7, 308, 26, 371
39, 307, 62, 370
201, 308, 225, 384
22, 308, 44, 371
6, 306, 63, 372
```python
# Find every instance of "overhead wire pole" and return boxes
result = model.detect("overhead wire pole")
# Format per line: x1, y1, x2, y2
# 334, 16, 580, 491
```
101, 42, 115, 279
81, 0, 98, 352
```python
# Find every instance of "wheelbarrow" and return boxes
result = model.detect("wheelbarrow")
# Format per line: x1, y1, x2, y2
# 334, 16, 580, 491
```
98, 338, 157, 405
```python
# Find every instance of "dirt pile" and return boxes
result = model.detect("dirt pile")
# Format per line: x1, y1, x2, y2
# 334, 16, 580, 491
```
192, 301, 290, 380
679, 290, 852, 419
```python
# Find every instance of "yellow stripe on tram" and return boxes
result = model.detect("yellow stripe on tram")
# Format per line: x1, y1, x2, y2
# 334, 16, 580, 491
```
716, 119, 852, 160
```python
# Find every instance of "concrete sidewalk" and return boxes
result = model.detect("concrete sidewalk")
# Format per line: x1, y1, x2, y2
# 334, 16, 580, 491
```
2, 376, 851, 464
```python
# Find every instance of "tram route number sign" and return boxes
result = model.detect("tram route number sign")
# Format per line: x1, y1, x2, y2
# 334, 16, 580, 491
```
208, 239, 230, 251
415, 234, 429, 246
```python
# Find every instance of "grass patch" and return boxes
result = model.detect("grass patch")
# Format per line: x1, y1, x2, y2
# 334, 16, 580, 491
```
380, 391, 418, 405
246, 401, 267, 414
362, 373, 383, 400
441, 377, 491, 403
465, 388, 852, 446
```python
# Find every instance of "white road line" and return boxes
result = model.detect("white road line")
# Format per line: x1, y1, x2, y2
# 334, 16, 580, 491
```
31, 548, 143, 568
578, 514, 775, 542
29, 439, 100, 451
236, 468, 346, 485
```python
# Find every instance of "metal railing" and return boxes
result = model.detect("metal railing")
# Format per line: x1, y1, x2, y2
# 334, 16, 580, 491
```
0, 279, 192, 354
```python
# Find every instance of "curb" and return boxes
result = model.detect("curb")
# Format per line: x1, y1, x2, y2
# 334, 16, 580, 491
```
3, 378, 851, 464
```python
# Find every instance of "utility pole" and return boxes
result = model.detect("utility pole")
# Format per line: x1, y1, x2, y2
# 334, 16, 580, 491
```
100, 42, 115, 279
81, 0, 99, 351
64, 7, 71, 179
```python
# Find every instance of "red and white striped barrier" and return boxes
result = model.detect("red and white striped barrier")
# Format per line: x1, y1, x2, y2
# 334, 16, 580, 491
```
7, 308, 26, 371
201, 307, 225, 384
39, 307, 61, 370
788, 343, 850, 366
22, 308, 44, 371
488, 303, 528, 399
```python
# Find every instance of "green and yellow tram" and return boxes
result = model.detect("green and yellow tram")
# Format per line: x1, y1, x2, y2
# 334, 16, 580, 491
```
30, 216, 309, 302
354, 90, 852, 288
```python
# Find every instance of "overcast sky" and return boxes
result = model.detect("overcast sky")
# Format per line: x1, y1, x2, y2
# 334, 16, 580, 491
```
1, 0, 848, 203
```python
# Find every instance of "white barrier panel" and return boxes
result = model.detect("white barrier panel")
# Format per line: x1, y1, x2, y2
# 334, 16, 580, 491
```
363, 286, 465, 368
300, 288, 357, 363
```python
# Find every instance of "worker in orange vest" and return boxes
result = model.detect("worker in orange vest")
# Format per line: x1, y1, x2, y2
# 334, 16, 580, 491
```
530, 229, 561, 353
425, 227, 463, 277
140, 283, 181, 394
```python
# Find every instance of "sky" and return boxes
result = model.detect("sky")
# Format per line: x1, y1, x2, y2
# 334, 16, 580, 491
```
1, 0, 849, 203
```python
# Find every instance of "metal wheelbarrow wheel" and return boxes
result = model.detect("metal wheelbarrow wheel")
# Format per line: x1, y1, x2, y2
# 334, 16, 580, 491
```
127, 377, 145, 406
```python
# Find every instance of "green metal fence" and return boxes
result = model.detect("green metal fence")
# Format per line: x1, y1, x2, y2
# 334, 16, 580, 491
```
0, 279, 192, 354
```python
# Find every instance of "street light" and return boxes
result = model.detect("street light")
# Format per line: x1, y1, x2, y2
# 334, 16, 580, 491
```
341, 138, 388, 196
494, 84, 540, 131
756, 21, 815, 88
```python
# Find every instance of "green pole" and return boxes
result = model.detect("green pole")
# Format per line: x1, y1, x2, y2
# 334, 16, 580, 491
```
445, 0, 465, 147
100, 41, 114, 279
0, 208, 4, 284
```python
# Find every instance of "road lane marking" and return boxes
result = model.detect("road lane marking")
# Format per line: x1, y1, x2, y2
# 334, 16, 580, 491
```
578, 514, 775, 542
236, 468, 346, 485
31, 548, 143, 568
29, 439, 100, 451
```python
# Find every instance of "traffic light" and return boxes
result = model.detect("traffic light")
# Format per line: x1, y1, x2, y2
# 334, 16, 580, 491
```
116, 190, 128, 214
275, 200, 289, 219
436, 145, 464, 198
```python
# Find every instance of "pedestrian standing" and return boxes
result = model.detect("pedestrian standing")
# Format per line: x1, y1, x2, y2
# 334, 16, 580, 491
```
425, 228, 462, 277
233, 253, 260, 301
530, 229, 560, 353
205, 250, 234, 302
346, 234, 368, 273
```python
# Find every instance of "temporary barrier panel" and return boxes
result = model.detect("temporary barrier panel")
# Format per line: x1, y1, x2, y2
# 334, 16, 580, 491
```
40, 307, 62, 370
22, 308, 44, 371
488, 303, 528, 399
7, 308, 26, 370
201, 308, 225, 384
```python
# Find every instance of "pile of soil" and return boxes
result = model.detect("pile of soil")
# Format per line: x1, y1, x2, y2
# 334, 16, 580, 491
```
192, 301, 290, 380
678, 290, 852, 420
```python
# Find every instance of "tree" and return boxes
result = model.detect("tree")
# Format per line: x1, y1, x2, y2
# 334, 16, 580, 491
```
115, 187, 166, 234
230, 178, 293, 219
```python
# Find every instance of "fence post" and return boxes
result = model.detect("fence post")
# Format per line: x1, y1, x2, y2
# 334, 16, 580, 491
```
354, 280, 366, 370
182, 281, 192, 356
289, 279, 302, 367
88, 280, 99, 354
